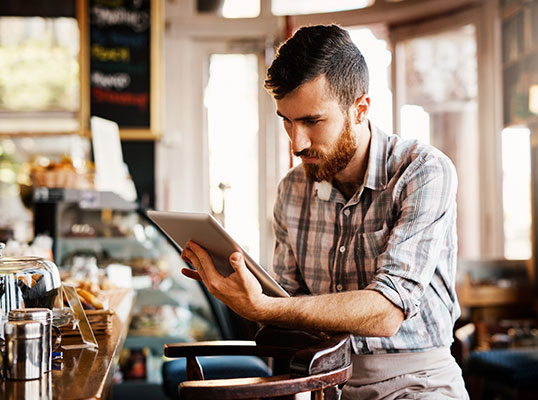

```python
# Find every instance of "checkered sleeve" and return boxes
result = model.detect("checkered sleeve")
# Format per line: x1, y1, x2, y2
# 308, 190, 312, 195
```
365, 152, 458, 320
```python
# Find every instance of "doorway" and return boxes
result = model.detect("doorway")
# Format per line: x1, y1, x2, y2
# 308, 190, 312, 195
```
195, 40, 268, 263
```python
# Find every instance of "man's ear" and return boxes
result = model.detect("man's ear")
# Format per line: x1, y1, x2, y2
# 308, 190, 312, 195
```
352, 94, 370, 124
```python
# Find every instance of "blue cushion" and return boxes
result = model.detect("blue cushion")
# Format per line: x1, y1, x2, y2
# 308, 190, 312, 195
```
467, 348, 538, 387
162, 356, 271, 399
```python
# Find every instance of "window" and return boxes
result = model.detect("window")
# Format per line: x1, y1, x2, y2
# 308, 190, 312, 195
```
205, 53, 260, 260
348, 28, 392, 135
502, 127, 531, 259
197, 0, 260, 18
395, 24, 481, 258
222, 0, 260, 18
272, 0, 374, 16
0, 16, 80, 133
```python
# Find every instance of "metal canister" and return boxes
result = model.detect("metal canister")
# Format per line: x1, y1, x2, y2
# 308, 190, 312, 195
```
4, 320, 43, 380
9, 308, 53, 372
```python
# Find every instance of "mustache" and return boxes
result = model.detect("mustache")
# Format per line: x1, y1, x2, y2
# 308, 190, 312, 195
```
294, 148, 324, 158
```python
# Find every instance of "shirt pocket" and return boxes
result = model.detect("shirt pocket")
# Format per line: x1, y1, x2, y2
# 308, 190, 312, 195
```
354, 228, 389, 284
357, 227, 389, 259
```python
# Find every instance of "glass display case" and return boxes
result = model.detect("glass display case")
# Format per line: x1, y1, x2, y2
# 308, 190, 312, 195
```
31, 188, 247, 396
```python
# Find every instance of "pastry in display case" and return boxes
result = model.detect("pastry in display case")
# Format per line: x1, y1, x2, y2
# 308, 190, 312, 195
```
29, 155, 95, 190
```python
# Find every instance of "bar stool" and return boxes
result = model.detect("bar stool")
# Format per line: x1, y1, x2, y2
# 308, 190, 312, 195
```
164, 326, 352, 400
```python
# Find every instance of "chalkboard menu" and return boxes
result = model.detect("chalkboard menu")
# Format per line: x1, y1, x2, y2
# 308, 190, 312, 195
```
89, 0, 151, 129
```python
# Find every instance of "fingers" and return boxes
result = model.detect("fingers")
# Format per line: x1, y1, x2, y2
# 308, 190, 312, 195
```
229, 252, 261, 290
182, 241, 220, 282
229, 252, 247, 274
187, 241, 215, 268
181, 268, 201, 281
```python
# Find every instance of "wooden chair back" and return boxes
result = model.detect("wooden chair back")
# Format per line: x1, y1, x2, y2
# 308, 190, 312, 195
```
164, 326, 353, 400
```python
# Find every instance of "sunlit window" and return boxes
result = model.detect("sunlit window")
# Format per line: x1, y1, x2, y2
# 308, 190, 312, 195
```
222, 0, 259, 18
400, 105, 430, 144
272, 0, 374, 16
396, 24, 480, 258
205, 54, 260, 261
0, 17, 79, 112
348, 28, 392, 135
197, 0, 260, 18
502, 127, 531, 259
0, 17, 79, 133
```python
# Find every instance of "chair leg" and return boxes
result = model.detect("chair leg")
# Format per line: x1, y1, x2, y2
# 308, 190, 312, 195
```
308, 387, 341, 400
310, 391, 323, 400
321, 386, 342, 400
186, 356, 204, 380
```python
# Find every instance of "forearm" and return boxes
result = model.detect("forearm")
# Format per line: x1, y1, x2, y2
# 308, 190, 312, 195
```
181, 243, 403, 337
253, 289, 404, 337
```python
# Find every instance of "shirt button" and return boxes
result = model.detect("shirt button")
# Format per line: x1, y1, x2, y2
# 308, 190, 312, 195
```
336, 284, 344, 291
344, 209, 350, 216
339, 246, 346, 253
357, 341, 363, 349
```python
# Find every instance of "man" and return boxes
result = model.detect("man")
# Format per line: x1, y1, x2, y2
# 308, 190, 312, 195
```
182, 24, 468, 399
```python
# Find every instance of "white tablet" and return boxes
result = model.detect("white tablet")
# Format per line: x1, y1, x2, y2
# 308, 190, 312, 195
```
147, 210, 289, 298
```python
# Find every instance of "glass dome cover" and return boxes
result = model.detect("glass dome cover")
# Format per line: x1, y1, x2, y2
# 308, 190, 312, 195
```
0, 244, 62, 318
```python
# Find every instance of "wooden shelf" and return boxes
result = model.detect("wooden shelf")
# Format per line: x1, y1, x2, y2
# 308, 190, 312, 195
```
457, 274, 534, 308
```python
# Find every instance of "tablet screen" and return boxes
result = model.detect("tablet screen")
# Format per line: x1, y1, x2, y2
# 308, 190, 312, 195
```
147, 210, 289, 298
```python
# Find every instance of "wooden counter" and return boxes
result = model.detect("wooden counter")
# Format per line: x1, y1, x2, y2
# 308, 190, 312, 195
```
1, 289, 135, 400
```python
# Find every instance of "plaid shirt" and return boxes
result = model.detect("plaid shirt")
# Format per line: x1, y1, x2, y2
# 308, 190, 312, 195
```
272, 123, 460, 354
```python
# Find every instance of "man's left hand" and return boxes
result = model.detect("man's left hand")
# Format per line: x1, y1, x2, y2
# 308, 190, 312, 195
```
181, 240, 268, 320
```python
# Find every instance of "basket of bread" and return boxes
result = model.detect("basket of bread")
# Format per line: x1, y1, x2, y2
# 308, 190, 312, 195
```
30, 156, 94, 190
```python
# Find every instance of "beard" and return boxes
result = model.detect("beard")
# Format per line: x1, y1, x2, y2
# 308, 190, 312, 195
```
296, 116, 357, 182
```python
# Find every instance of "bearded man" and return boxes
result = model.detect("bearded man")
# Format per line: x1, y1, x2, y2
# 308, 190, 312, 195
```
182, 24, 469, 399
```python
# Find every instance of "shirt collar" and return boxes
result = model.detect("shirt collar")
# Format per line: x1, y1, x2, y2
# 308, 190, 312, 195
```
314, 121, 388, 202
364, 122, 388, 191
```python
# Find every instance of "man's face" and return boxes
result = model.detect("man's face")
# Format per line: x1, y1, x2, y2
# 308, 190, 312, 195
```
299, 115, 356, 182
275, 75, 358, 182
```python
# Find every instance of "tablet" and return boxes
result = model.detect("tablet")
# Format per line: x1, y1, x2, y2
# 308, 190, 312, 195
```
147, 210, 289, 298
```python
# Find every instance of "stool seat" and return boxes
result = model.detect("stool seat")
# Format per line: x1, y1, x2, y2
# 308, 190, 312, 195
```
162, 355, 270, 399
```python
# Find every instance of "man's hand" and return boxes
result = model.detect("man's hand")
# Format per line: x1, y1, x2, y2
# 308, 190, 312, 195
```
181, 240, 269, 321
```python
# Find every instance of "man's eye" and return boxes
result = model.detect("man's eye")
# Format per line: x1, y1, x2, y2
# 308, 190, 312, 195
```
305, 119, 320, 125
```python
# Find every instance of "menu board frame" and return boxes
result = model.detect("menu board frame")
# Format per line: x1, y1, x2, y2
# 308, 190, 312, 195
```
77, 0, 162, 140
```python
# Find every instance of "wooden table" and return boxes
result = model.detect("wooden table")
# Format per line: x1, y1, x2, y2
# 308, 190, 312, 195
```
1, 289, 135, 399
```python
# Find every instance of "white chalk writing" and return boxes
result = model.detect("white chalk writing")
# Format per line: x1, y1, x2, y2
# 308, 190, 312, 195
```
91, 71, 131, 90
91, 5, 149, 32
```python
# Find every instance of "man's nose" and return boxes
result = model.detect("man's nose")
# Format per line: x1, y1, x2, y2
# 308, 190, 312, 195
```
290, 124, 311, 154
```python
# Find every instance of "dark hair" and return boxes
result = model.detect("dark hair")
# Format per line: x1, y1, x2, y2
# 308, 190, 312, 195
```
265, 24, 369, 109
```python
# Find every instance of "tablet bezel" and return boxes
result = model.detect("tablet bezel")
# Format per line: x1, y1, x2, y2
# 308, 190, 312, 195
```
147, 210, 289, 298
